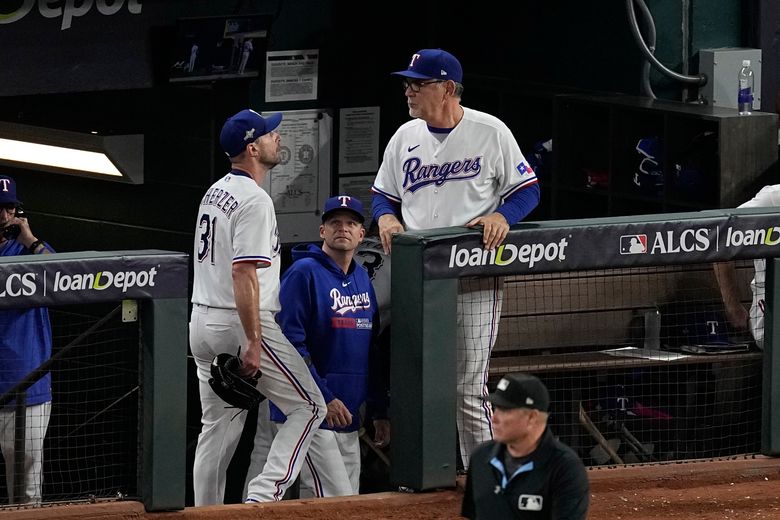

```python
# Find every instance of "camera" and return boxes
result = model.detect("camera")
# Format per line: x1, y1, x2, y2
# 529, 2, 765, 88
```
1, 205, 24, 240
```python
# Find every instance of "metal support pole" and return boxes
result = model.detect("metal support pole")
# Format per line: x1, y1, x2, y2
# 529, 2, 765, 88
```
13, 393, 27, 504
763, 258, 780, 454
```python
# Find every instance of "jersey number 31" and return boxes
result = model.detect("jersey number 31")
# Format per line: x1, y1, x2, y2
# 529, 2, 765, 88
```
197, 213, 216, 264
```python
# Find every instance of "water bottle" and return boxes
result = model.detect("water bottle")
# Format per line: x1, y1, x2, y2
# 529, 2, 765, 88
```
738, 59, 754, 115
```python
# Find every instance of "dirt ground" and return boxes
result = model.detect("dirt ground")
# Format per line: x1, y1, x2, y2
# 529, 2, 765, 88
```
148, 456, 780, 520
216, 457, 780, 520
5, 457, 780, 520
586, 457, 780, 519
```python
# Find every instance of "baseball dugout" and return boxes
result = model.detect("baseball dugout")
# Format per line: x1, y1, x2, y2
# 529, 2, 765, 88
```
390, 208, 780, 490
0, 250, 188, 511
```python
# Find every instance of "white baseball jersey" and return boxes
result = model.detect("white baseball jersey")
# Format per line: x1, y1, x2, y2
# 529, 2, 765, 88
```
371, 106, 537, 230
192, 171, 281, 312
372, 106, 533, 469
738, 184, 780, 348
191, 172, 326, 505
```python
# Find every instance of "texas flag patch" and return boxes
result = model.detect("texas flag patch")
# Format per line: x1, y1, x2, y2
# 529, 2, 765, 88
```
517, 162, 534, 175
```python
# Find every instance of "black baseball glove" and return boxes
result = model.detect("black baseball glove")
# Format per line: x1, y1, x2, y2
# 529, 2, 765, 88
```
208, 353, 265, 410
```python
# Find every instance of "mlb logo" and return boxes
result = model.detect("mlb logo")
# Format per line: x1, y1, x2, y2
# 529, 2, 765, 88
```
620, 234, 647, 255
518, 494, 543, 511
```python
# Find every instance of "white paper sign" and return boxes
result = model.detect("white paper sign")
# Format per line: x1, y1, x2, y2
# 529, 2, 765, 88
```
265, 49, 319, 102
262, 109, 332, 242
338, 106, 380, 174
338, 175, 376, 225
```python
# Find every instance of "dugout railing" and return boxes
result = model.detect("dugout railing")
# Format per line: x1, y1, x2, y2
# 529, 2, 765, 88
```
0, 250, 188, 511
390, 208, 780, 490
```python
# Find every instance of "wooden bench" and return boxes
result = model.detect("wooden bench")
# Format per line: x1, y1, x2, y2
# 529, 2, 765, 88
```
489, 261, 757, 379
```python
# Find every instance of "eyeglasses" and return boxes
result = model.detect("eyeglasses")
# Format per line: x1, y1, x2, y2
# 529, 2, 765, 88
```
401, 79, 445, 92
0, 204, 16, 213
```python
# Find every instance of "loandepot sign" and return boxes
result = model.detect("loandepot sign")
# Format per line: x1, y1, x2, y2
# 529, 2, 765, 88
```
421, 212, 780, 279
448, 238, 569, 270
0, 0, 142, 30
53, 267, 158, 293
0, 250, 187, 309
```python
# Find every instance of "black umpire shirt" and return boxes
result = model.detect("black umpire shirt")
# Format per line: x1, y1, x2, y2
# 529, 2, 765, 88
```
461, 427, 589, 520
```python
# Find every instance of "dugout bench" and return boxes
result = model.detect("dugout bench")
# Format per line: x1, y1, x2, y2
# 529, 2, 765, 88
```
488, 254, 764, 464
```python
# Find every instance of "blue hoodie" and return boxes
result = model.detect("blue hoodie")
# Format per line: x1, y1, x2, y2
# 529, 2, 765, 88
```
0, 239, 53, 406
270, 243, 380, 432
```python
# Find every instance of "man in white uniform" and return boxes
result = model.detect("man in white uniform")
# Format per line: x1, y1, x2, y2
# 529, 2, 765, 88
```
238, 39, 253, 74
371, 49, 540, 470
187, 42, 198, 73
714, 184, 780, 349
190, 108, 326, 505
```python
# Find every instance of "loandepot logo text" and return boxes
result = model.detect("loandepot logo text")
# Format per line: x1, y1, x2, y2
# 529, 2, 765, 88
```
0, 0, 142, 31
53, 267, 157, 293
448, 239, 569, 270
725, 226, 780, 247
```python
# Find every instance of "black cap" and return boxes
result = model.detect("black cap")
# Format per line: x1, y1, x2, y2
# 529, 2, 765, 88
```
486, 373, 550, 412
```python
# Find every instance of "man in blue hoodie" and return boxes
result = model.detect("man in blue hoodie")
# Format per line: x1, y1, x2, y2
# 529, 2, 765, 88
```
245, 195, 389, 498
0, 175, 54, 504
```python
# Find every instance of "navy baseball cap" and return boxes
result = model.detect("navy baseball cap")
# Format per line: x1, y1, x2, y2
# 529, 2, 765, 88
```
0, 176, 20, 205
486, 373, 550, 412
322, 195, 365, 223
392, 49, 463, 83
679, 309, 736, 346
219, 109, 283, 158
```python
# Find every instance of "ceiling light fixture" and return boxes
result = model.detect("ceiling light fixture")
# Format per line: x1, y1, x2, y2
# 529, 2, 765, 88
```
0, 121, 144, 184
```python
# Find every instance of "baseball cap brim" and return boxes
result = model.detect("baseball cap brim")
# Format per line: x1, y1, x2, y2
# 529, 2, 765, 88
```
263, 112, 283, 134
322, 208, 364, 223
391, 69, 436, 80
485, 393, 521, 409
700, 340, 742, 347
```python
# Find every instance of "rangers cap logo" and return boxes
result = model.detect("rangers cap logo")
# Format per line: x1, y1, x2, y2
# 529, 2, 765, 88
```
391, 49, 463, 83
0, 175, 20, 205
321, 194, 365, 223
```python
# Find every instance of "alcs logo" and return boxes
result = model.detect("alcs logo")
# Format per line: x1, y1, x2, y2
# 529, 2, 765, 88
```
0, 273, 37, 297
619, 229, 710, 255
0, 0, 142, 31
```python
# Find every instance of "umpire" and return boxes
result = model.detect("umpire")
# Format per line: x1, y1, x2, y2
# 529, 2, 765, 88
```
461, 373, 589, 519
